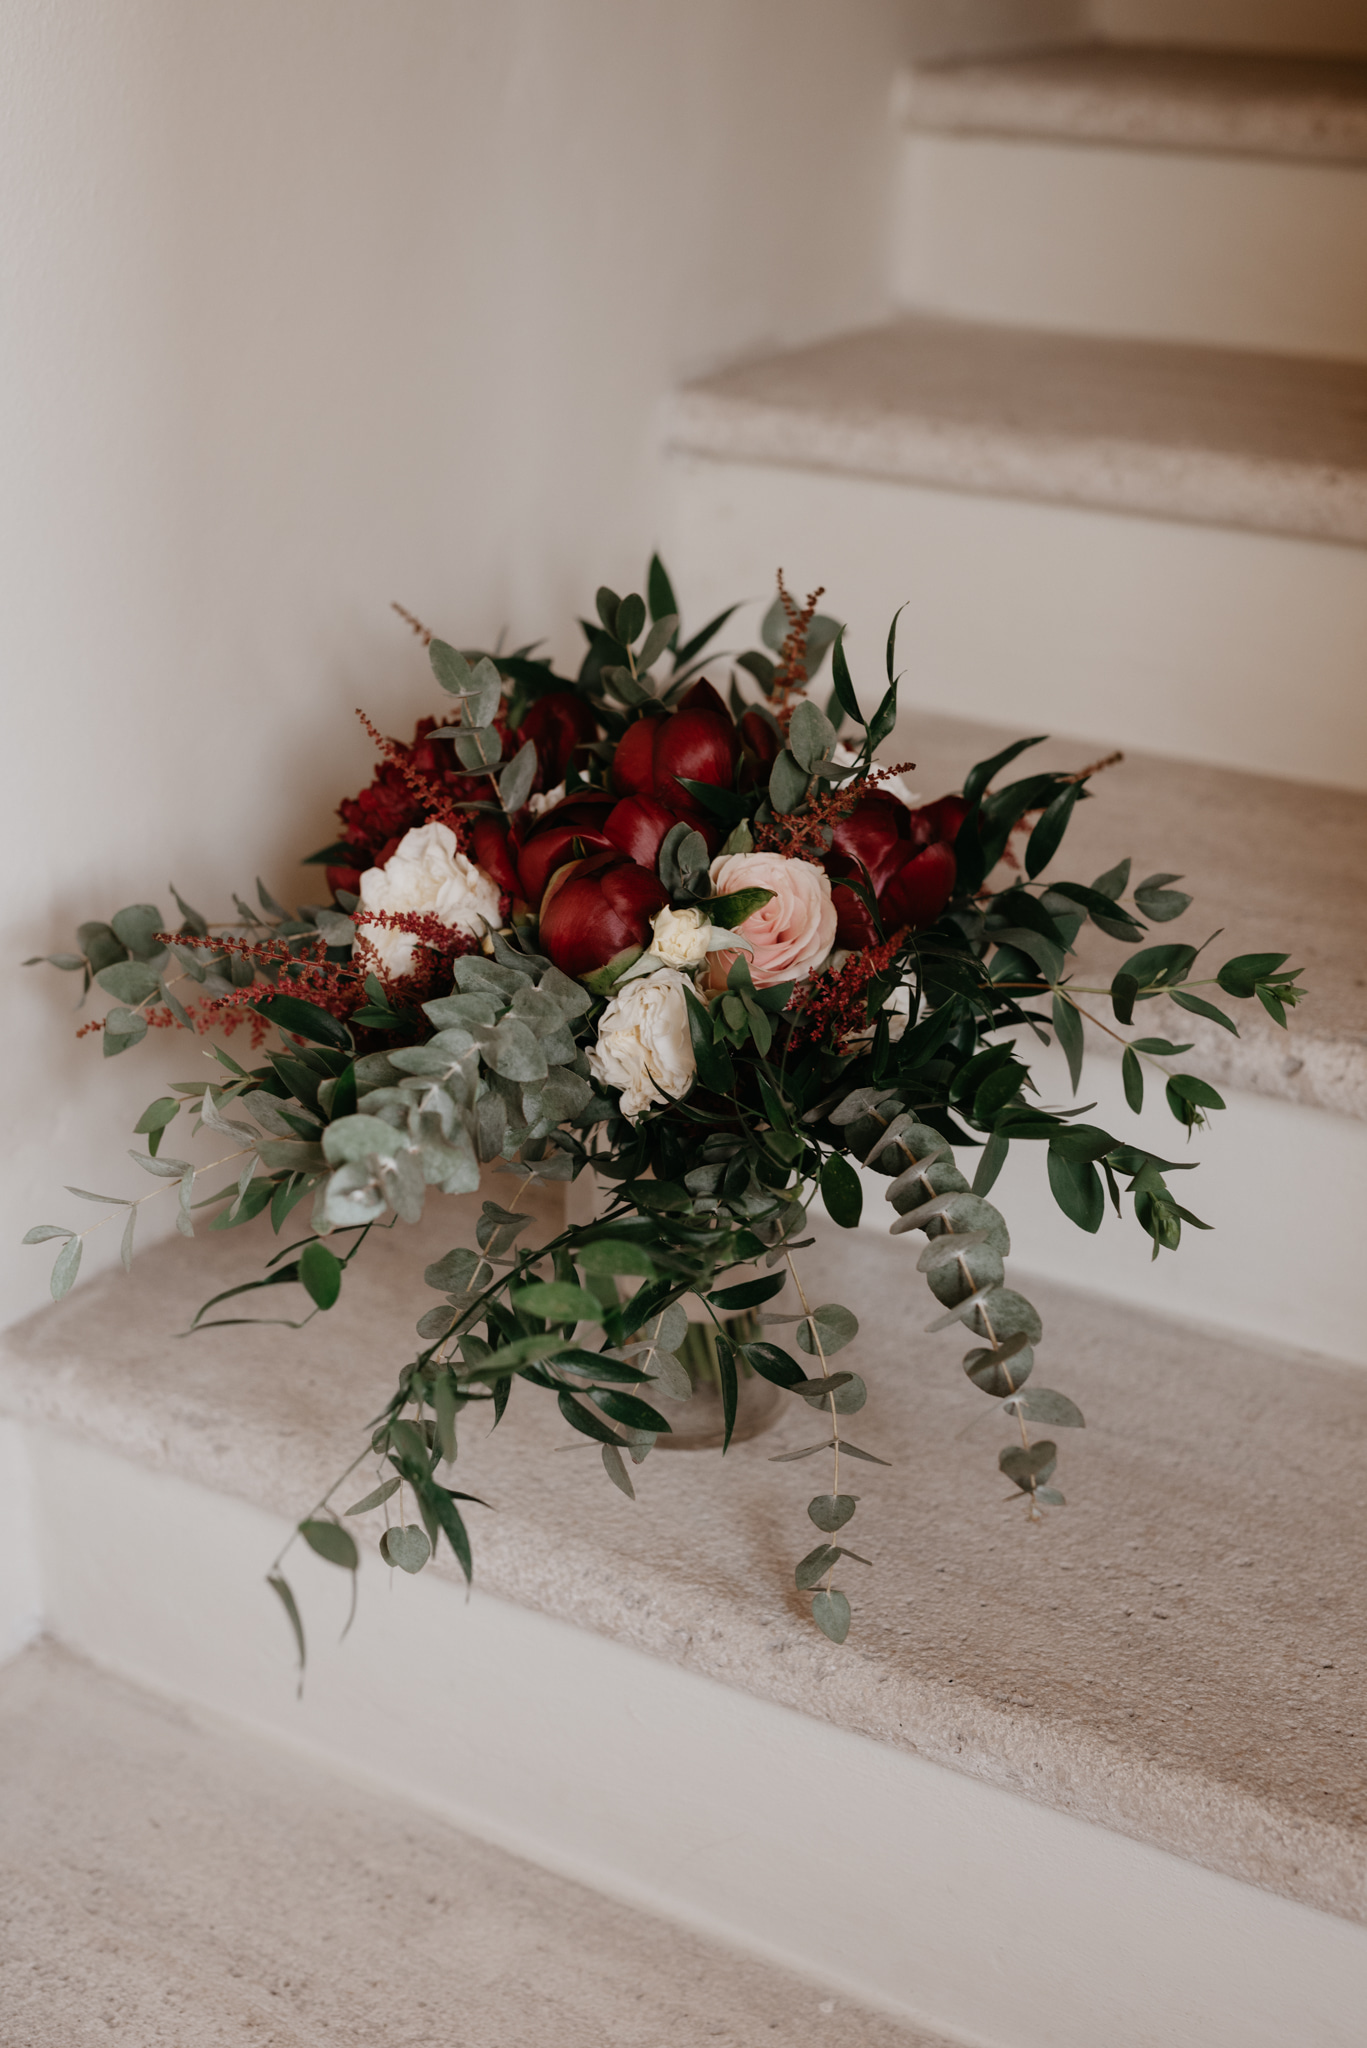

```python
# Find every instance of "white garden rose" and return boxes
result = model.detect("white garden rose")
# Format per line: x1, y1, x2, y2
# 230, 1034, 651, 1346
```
587, 967, 696, 1120
650, 904, 713, 970
358, 821, 501, 980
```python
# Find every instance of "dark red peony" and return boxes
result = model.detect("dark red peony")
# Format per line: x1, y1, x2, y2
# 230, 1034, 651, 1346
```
825, 793, 966, 947
611, 680, 738, 821
515, 794, 620, 906
515, 689, 600, 788
537, 852, 669, 988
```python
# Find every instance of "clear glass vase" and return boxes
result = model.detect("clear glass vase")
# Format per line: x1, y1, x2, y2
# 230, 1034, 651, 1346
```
656, 1311, 784, 1451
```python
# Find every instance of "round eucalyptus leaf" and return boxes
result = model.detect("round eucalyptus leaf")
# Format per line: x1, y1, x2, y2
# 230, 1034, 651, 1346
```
924, 1242, 1005, 1308
811, 1589, 851, 1644
380, 1525, 431, 1573
808, 1493, 857, 1533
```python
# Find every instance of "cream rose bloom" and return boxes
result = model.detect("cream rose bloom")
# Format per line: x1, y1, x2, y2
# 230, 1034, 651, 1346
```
705, 852, 836, 991
358, 822, 501, 980
650, 904, 713, 970
587, 968, 696, 1120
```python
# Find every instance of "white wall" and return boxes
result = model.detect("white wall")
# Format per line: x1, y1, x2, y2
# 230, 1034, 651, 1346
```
1, 0, 910, 1326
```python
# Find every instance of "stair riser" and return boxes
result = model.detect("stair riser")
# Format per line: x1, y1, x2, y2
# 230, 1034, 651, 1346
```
23, 1425, 1367, 2048
853, 1049, 1367, 1369
892, 134, 1367, 361
663, 454, 1367, 790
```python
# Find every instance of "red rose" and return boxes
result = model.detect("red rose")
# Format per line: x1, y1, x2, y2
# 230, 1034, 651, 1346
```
827, 793, 963, 946
515, 690, 599, 787
538, 852, 669, 986
611, 680, 738, 819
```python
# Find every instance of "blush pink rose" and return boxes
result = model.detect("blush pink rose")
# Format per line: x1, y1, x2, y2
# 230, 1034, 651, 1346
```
705, 852, 837, 991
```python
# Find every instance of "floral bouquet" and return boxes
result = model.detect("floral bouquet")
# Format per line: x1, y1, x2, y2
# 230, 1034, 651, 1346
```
27, 561, 1305, 1667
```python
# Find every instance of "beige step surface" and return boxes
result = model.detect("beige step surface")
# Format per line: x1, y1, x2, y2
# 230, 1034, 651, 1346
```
0, 1643, 945, 2048
3, 1195, 1364, 1926
900, 44, 1367, 164
665, 314, 1367, 547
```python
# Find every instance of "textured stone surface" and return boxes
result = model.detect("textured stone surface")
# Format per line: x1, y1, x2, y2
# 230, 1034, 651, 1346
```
665, 314, 1367, 546
902, 45, 1367, 164
888, 707, 1367, 1121
0, 1644, 945, 2048
3, 1196, 1364, 1923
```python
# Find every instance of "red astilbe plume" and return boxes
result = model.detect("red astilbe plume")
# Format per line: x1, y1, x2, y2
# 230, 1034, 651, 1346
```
351, 906, 484, 1007
755, 761, 917, 859
353, 710, 473, 848
788, 930, 907, 1052
769, 570, 825, 732
157, 928, 368, 1028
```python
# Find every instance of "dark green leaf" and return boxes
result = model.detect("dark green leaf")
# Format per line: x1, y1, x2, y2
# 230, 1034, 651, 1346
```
963, 736, 1046, 808
614, 592, 645, 647
742, 1341, 806, 1390
593, 1388, 671, 1434
1133, 873, 1192, 922
1121, 1046, 1143, 1113
1216, 951, 1289, 998
1168, 988, 1238, 1034
820, 1153, 863, 1229
267, 1573, 305, 1682
299, 1517, 358, 1570
709, 1272, 787, 1311
683, 988, 735, 1094
829, 628, 863, 726
254, 993, 353, 1052
1111, 971, 1138, 1026
1126, 942, 1198, 991
1051, 992, 1084, 1094
1024, 782, 1078, 878
972, 1131, 1009, 1197
1090, 857, 1131, 901
298, 1240, 342, 1310
557, 1389, 624, 1446
1047, 1150, 1104, 1232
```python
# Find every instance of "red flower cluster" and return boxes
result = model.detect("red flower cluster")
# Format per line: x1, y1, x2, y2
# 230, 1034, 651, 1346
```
826, 794, 967, 948
326, 688, 598, 901
476, 680, 750, 981
329, 661, 967, 991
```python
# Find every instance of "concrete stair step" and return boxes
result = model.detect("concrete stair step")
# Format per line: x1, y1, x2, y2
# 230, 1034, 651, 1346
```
900, 44, 1367, 165
0, 1643, 946, 2048
661, 315, 1367, 787
2, 1201, 1365, 2045
890, 48, 1367, 359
